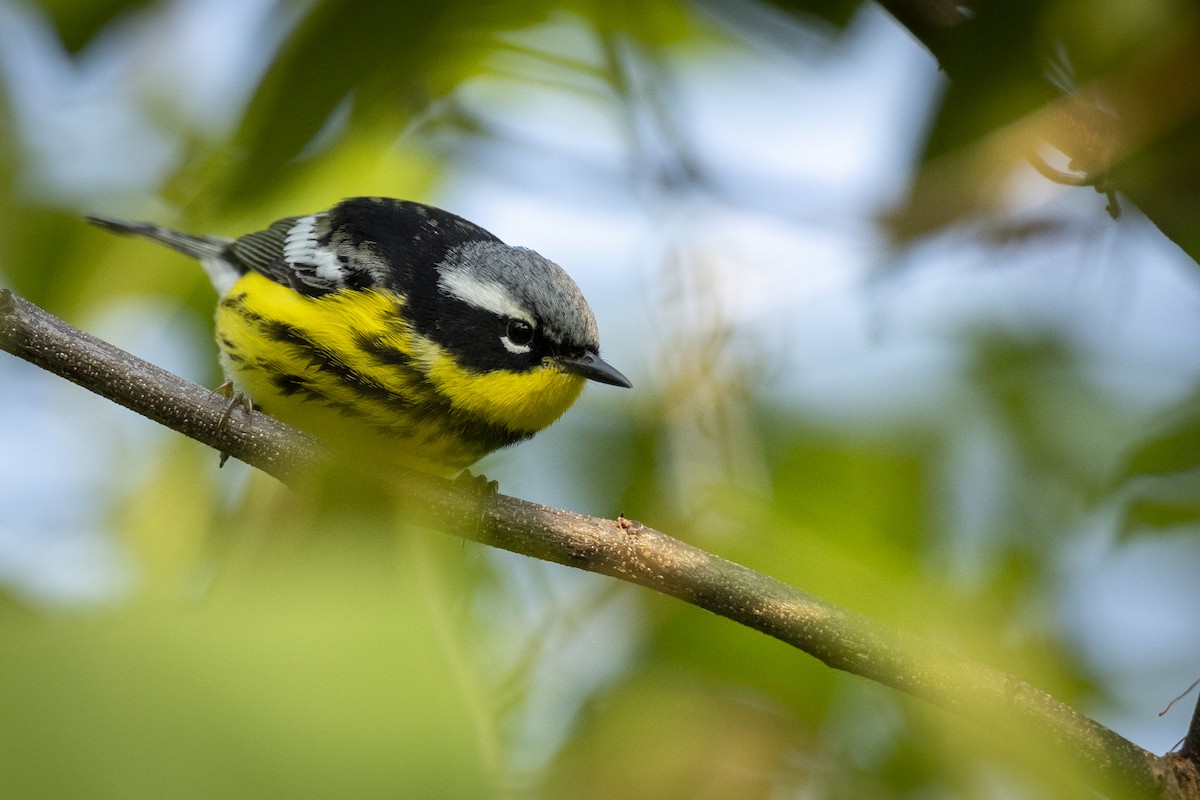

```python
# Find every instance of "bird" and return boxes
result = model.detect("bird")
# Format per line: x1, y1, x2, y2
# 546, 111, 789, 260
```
88, 197, 630, 475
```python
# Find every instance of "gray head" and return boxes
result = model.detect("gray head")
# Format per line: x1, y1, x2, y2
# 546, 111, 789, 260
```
435, 241, 628, 386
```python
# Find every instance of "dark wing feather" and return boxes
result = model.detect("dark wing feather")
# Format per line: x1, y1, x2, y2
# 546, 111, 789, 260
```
227, 214, 369, 297
227, 217, 304, 289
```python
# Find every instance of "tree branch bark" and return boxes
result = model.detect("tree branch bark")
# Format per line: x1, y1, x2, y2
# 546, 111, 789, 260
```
2, 287, 1196, 798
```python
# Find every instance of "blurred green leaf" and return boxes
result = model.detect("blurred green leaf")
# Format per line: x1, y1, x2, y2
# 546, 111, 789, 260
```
1117, 391, 1200, 530
1119, 472, 1200, 532
760, 0, 860, 31
919, 0, 1054, 161
543, 667, 813, 800
33, 0, 150, 53
1123, 395, 1200, 479
215, 0, 555, 209
0, 207, 94, 311
0, 526, 490, 799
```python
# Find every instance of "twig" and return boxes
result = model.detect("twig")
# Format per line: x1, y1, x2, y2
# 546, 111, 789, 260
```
1184, 686, 1200, 763
0, 288, 1193, 798
1162, 679, 1200, 719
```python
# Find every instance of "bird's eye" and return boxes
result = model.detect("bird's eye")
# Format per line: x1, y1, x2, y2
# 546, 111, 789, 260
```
505, 319, 534, 347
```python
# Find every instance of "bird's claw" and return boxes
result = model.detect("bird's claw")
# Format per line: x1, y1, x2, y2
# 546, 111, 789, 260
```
455, 470, 498, 536
213, 381, 253, 467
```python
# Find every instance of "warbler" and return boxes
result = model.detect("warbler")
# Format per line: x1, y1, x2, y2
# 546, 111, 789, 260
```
88, 197, 630, 474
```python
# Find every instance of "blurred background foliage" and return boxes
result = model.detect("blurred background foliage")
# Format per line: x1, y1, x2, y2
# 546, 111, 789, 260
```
2, 0, 1200, 797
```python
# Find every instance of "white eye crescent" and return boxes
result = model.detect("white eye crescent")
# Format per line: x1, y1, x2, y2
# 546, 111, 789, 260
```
502, 318, 535, 354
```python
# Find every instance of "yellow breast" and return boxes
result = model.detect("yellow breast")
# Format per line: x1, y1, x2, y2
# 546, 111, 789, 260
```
212, 272, 586, 472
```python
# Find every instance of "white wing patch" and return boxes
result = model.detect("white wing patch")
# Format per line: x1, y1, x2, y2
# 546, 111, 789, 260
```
284, 215, 346, 284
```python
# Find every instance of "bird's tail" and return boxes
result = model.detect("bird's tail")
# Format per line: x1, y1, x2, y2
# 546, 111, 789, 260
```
86, 215, 244, 294
86, 215, 230, 261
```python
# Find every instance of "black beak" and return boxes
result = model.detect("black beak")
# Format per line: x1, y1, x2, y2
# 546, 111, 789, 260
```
558, 350, 632, 388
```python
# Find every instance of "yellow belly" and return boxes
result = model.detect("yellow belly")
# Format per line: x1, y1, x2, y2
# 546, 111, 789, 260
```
213, 272, 586, 473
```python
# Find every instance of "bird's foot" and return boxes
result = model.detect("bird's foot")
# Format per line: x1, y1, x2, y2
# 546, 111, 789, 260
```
212, 381, 254, 467
455, 469, 498, 537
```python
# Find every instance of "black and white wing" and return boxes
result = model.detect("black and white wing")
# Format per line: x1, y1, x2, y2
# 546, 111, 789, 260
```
228, 213, 376, 297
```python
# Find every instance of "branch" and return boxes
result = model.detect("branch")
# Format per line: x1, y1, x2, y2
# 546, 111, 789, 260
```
1, 287, 1194, 797
0, 289, 323, 482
